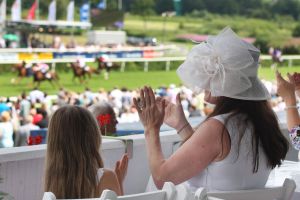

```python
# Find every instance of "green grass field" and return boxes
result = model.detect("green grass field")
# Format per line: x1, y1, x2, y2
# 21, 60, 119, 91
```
1, 65, 299, 97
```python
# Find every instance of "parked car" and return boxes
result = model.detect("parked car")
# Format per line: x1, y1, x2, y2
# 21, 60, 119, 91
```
127, 36, 157, 46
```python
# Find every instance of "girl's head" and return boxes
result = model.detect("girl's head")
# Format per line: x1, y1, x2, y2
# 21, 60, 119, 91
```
45, 106, 104, 198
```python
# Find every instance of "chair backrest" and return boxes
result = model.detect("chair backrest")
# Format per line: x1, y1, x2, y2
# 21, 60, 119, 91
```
42, 192, 101, 200
100, 182, 176, 200
196, 178, 296, 200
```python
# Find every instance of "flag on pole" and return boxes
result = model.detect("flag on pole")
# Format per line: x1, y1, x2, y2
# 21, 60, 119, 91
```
67, 1, 74, 22
48, 0, 56, 21
11, 0, 21, 21
80, 2, 90, 22
97, 0, 106, 10
27, 0, 37, 20
173, 0, 182, 16
0, 0, 6, 22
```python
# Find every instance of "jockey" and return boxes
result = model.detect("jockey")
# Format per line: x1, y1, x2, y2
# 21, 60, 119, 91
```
98, 54, 112, 80
24, 62, 33, 76
33, 63, 51, 79
76, 57, 90, 72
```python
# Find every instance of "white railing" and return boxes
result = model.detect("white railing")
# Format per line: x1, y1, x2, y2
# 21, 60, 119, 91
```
0, 131, 180, 200
0, 45, 177, 53
0, 123, 298, 200
1, 54, 300, 72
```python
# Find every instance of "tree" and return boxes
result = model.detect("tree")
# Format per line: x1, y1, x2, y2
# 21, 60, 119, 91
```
182, 0, 205, 14
293, 23, 300, 37
131, 0, 155, 30
155, 0, 174, 14
271, 0, 300, 20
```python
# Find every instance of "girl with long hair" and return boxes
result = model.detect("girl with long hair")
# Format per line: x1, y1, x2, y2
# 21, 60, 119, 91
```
44, 106, 128, 198
134, 27, 289, 191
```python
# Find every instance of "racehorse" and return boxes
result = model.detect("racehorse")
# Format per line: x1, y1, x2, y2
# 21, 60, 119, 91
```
70, 62, 98, 83
33, 70, 60, 88
95, 57, 119, 80
11, 61, 33, 84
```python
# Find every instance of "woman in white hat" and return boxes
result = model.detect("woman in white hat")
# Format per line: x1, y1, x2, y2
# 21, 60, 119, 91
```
134, 27, 289, 191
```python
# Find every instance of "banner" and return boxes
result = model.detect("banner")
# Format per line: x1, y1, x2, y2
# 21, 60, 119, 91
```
80, 2, 90, 22
0, 0, 6, 22
11, 0, 21, 21
97, 0, 106, 10
48, 0, 56, 21
27, 0, 37, 20
67, 1, 74, 21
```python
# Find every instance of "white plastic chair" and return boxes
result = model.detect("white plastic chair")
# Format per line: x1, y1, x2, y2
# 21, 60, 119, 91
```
42, 192, 101, 200
100, 182, 176, 200
195, 178, 296, 200
42, 182, 179, 200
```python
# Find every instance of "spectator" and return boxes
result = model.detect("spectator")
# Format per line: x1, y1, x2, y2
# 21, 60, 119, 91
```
0, 100, 10, 114
20, 92, 31, 125
134, 27, 289, 191
15, 115, 39, 146
29, 87, 44, 104
0, 111, 14, 148
36, 107, 49, 128
88, 102, 118, 136
276, 71, 300, 150
44, 106, 128, 198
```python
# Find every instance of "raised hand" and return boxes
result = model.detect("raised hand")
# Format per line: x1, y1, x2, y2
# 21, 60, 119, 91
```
156, 93, 189, 131
133, 86, 165, 131
114, 154, 129, 184
288, 72, 300, 97
276, 71, 296, 104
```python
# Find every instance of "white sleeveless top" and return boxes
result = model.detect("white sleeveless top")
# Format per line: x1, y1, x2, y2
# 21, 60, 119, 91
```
96, 168, 104, 184
185, 114, 271, 192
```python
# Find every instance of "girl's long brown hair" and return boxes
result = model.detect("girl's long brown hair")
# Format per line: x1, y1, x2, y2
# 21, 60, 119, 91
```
208, 97, 289, 172
44, 106, 104, 198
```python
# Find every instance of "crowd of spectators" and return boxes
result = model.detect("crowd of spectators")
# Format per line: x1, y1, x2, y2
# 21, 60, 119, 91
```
0, 79, 298, 148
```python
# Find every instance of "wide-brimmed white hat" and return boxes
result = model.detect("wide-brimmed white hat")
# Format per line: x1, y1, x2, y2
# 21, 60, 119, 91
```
177, 27, 270, 101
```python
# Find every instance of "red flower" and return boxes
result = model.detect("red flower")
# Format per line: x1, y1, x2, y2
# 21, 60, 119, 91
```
97, 114, 111, 126
27, 135, 43, 145
28, 136, 34, 145
35, 135, 42, 144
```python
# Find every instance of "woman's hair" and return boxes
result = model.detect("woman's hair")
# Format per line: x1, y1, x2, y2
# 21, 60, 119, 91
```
88, 102, 114, 119
208, 97, 289, 173
44, 106, 104, 198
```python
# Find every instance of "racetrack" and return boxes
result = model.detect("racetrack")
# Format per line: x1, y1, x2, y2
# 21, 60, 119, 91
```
1, 66, 299, 97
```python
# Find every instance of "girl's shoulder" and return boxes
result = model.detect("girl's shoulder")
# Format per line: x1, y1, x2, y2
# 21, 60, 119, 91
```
97, 168, 121, 196
98, 168, 118, 185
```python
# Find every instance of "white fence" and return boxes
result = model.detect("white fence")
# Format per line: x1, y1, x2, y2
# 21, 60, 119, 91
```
0, 124, 298, 200
1, 53, 300, 72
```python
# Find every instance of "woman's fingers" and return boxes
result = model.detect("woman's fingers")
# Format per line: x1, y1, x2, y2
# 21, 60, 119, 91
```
161, 99, 166, 117
133, 98, 142, 113
276, 70, 284, 83
176, 93, 181, 105
149, 87, 156, 105
144, 87, 150, 107
140, 88, 146, 108
287, 73, 295, 84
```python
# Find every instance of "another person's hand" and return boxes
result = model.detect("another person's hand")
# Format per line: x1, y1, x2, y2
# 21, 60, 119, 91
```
290, 72, 300, 97
156, 94, 188, 132
114, 154, 129, 184
276, 71, 296, 105
133, 86, 165, 131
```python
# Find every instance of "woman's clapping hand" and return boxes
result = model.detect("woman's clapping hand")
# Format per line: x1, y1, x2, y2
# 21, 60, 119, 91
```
133, 86, 165, 132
